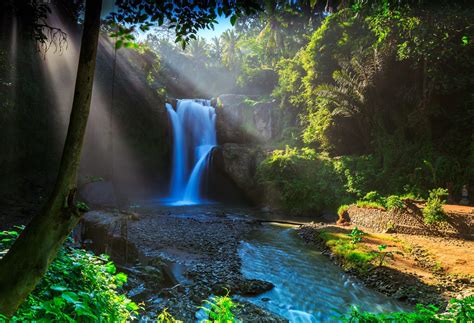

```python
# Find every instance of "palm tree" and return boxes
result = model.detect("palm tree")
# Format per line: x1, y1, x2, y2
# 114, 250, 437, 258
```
220, 30, 241, 70
187, 36, 209, 66
315, 51, 384, 150
257, 0, 287, 65
210, 36, 222, 63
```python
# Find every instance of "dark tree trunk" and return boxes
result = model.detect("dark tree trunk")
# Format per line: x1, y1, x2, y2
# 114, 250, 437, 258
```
0, 0, 102, 316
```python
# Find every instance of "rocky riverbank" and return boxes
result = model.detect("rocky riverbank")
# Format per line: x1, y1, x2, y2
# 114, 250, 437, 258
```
80, 206, 286, 322
297, 223, 474, 309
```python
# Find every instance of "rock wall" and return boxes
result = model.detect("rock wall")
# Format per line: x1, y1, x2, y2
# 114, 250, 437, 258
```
215, 94, 280, 144
213, 94, 284, 205
345, 205, 474, 239
212, 144, 267, 204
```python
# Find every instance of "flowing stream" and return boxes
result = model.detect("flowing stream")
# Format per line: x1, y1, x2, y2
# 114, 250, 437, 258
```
164, 99, 216, 205
239, 224, 409, 321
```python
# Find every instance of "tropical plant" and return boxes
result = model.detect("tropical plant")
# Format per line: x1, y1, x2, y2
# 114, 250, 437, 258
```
0, 229, 138, 321
348, 227, 365, 244
423, 188, 448, 224
385, 195, 404, 210
221, 30, 242, 70
200, 293, 239, 323
157, 308, 182, 323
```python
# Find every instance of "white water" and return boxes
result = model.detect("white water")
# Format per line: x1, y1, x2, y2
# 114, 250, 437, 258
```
163, 99, 216, 206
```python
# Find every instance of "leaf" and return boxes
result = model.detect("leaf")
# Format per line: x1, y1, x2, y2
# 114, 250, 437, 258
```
105, 262, 116, 274
62, 291, 80, 304
115, 40, 123, 49
51, 285, 68, 292
115, 272, 128, 283
230, 15, 237, 26
126, 301, 139, 311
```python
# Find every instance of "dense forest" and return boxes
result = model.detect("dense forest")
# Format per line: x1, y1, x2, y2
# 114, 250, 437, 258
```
0, 0, 473, 321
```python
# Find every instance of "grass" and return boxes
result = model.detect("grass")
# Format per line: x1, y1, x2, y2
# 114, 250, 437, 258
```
319, 231, 376, 270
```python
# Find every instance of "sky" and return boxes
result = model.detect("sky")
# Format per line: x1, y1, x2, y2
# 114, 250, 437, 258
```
101, 1, 234, 41
196, 16, 233, 40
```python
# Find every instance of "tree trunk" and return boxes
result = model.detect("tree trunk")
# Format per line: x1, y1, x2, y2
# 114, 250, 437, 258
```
0, 0, 102, 316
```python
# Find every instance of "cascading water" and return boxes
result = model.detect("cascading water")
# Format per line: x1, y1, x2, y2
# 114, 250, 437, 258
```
164, 99, 216, 205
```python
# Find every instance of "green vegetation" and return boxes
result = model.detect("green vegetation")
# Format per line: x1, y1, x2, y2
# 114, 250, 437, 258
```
375, 244, 394, 267
341, 296, 474, 322
157, 308, 182, 323
201, 293, 239, 323
348, 227, 365, 244
0, 229, 138, 322
257, 0, 473, 215
258, 147, 347, 214
320, 231, 376, 270
423, 188, 449, 224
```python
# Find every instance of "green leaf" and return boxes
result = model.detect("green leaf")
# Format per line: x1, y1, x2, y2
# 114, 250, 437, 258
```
115, 39, 123, 49
51, 285, 68, 292
115, 272, 128, 283
126, 301, 139, 311
62, 292, 80, 304
230, 15, 237, 26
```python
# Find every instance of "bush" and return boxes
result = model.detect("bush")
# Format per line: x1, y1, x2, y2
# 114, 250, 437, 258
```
0, 229, 138, 321
258, 147, 347, 214
385, 195, 404, 211
341, 296, 474, 322
200, 293, 239, 323
423, 188, 448, 224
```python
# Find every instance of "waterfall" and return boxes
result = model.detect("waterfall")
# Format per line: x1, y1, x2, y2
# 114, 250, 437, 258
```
164, 99, 217, 205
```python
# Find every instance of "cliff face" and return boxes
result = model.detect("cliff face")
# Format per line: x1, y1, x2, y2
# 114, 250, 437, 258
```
213, 94, 283, 206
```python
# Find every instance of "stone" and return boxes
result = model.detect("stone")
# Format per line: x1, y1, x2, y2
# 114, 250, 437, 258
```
215, 94, 279, 144
213, 143, 267, 204
238, 279, 274, 296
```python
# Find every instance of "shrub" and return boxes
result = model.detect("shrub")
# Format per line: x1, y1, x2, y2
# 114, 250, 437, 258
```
0, 229, 138, 321
341, 296, 474, 322
385, 195, 404, 211
348, 227, 365, 244
157, 308, 182, 323
258, 147, 347, 214
200, 293, 239, 323
423, 188, 448, 224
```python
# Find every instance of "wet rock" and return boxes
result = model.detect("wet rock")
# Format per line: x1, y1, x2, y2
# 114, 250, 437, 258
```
237, 279, 275, 296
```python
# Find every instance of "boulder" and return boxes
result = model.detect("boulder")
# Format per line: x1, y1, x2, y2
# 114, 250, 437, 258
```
215, 94, 279, 144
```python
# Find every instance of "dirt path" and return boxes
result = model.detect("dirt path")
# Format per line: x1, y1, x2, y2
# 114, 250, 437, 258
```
395, 234, 474, 276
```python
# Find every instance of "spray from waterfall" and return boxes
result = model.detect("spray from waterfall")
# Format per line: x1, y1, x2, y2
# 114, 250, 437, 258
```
164, 99, 217, 205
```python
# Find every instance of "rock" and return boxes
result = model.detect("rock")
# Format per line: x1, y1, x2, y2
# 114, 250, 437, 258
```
79, 181, 118, 208
213, 143, 267, 204
215, 94, 279, 144
237, 279, 274, 296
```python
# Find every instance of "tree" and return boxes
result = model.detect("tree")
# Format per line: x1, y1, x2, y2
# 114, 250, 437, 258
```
210, 36, 223, 63
221, 29, 241, 70
0, 0, 260, 316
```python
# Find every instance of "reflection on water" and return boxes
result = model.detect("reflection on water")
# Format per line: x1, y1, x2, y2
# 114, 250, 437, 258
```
239, 225, 409, 322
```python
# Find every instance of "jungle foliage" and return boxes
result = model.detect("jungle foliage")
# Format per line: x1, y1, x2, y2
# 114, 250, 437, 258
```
258, 0, 473, 214
0, 229, 138, 322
